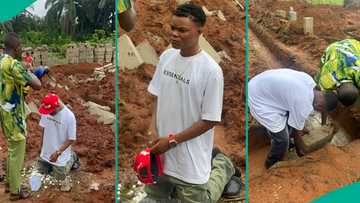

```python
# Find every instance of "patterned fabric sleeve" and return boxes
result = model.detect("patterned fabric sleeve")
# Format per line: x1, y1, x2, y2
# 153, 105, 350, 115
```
118, 0, 132, 14
11, 60, 32, 87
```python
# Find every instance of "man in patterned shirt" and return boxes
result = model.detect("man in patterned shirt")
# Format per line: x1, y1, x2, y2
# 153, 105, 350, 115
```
118, 0, 137, 32
315, 39, 360, 106
0, 32, 41, 200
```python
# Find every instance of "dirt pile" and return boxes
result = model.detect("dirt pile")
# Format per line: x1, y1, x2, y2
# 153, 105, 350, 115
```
119, 0, 246, 186
250, 141, 360, 203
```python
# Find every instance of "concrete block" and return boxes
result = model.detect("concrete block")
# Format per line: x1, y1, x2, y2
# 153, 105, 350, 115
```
118, 34, 144, 70
275, 10, 287, 18
304, 17, 314, 35
176, 0, 190, 5
199, 35, 221, 63
217, 10, 226, 21
166, 35, 221, 63
86, 101, 111, 112
218, 50, 232, 61
88, 106, 115, 125
297, 112, 335, 154
136, 40, 159, 66
330, 127, 352, 147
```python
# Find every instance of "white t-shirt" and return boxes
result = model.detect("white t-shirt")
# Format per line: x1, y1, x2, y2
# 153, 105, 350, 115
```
148, 48, 224, 184
248, 69, 315, 133
39, 106, 76, 167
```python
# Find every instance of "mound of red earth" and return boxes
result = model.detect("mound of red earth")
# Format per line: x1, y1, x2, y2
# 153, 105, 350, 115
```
119, 0, 246, 185
0, 63, 115, 202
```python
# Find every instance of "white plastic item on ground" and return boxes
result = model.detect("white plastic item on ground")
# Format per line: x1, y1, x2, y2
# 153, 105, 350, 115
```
29, 173, 43, 192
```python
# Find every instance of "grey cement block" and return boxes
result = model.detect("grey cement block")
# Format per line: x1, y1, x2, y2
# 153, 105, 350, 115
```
297, 112, 335, 154
136, 40, 159, 66
118, 34, 144, 70
176, 0, 190, 5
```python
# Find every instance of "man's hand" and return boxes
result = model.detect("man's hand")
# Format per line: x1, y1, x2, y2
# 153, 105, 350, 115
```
150, 137, 170, 155
22, 61, 31, 69
49, 150, 61, 162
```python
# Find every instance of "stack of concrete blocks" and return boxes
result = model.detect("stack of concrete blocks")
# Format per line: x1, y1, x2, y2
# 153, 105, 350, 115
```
94, 44, 106, 64
39, 45, 49, 66
288, 7, 297, 21
66, 43, 79, 64
79, 43, 88, 63
105, 43, 114, 64
33, 47, 42, 67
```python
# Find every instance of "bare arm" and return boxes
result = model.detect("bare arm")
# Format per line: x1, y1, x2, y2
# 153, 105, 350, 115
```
26, 69, 41, 90
148, 97, 158, 140
150, 119, 219, 154
321, 112, 327, 126
49, 139, 75, 162
175, 120, 218, 144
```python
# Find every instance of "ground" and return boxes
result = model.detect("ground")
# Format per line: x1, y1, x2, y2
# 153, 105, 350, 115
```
0, 63, 115, 202
119, 0, 246, 202
249, 1, 360, 202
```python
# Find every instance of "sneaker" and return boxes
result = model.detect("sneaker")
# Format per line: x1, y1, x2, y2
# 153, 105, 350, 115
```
222, 176, 245, 198
9, 186, 30, 201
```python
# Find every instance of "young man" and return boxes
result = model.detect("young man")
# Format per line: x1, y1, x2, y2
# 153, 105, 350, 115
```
141, 4, 242, 202
37, 93, 79, 191
315, 39, 360, 106
118, 0, 137, 32
248, 68, 338, 169
0, 32, 41, 200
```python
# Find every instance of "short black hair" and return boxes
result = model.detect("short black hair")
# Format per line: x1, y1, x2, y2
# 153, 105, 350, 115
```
4, 32, 20, 50
174, 4, 206, 27
324, 91, 338, 111
337, 82, 358, 106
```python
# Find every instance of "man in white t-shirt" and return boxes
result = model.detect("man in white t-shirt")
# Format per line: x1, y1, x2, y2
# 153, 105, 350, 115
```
140, 4, 243, 202
248, 69, 338, 169
37, 93, 79, 188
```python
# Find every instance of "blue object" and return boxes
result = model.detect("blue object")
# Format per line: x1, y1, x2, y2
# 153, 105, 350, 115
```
29, 174, 42, 192
33, 67, 47, 78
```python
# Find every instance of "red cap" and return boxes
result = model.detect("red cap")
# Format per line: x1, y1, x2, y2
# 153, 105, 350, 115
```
39, 93, 60, 115
133, 148, 164, 184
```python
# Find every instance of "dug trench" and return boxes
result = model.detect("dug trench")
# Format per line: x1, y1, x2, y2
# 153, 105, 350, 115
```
248, 19, 360, 203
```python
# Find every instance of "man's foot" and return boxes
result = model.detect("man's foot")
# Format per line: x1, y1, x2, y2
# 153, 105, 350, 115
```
264, 158, 278, 169
9, 186, 30, 201
222, 176, 245, 198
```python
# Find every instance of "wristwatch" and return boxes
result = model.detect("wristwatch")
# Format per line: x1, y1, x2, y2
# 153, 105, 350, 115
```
168, 134, 178, 148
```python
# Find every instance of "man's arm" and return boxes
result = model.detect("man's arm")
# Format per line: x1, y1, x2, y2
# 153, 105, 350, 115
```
150, 120, 219, 154
148, 97, 158, 141
26, 69, 41, 90
49, 140, 75, 162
